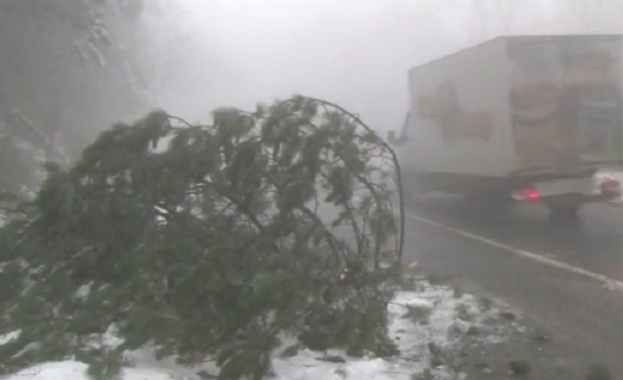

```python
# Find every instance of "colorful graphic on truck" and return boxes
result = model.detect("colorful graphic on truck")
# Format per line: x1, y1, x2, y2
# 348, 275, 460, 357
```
417, 81, 493, 145
508, 37, 623, 169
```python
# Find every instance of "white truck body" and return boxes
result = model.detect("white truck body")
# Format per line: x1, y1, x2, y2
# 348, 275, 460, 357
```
390, 35, 623, 217
400, 35, 623, 180
405, 37, 511, 177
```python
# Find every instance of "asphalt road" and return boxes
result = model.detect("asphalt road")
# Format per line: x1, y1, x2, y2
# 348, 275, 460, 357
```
404, 196, 623, 375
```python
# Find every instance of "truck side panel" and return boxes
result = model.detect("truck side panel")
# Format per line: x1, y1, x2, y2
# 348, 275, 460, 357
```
404, 38, 512, 179
506, 35, 623, 170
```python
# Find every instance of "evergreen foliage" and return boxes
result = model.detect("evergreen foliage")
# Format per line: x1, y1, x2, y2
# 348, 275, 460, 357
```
0, 95, 402, 380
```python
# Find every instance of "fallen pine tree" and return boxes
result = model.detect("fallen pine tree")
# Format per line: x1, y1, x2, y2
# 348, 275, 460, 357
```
0, 95, 404, 380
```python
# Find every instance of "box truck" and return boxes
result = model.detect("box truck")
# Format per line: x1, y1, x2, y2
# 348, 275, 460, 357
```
388, 35, 623, 221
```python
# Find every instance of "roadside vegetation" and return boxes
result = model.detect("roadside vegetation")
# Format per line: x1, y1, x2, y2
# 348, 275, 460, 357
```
0, 96, 403, 380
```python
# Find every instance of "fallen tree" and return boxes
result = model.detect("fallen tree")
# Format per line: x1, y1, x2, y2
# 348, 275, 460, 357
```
0, 95, 404, 380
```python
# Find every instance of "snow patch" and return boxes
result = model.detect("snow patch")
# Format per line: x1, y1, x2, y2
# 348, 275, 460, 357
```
0, 330, 21, 346
2, 282, 506, 380
102, 325, 125, 349
5, 361, 89, 380
273, 354, 408, 380
75, 282, 94, 299
85, 324, 125, 351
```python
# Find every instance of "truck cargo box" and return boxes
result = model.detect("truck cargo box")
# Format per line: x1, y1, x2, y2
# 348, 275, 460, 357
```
402, 35, 623, 180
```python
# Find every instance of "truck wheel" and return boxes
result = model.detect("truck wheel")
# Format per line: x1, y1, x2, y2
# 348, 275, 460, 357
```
547, 202, 581, 224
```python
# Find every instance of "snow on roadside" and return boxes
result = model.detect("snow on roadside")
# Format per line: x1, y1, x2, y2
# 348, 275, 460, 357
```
0, 280, 506, 380
271, 291, 454, 380
1, 361, 182, 380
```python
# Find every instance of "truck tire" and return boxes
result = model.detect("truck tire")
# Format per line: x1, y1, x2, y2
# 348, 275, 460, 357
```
547, 202, 581, 224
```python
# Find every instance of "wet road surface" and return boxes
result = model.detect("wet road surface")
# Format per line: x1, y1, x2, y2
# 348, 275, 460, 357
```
403, 196, 623, 375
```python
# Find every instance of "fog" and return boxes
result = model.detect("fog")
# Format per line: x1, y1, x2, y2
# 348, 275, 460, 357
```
137, 0, 623, 134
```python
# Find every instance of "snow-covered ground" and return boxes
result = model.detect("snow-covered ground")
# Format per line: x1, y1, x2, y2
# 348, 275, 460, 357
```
0, 278, 508, 380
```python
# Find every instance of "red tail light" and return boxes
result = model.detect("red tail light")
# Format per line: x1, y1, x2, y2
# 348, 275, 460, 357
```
511, 187, 540, 201
525, 188, 540, 200
600, 179, 621, 194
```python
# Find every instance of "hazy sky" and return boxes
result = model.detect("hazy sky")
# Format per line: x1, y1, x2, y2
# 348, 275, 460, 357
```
143, 0, 623, 133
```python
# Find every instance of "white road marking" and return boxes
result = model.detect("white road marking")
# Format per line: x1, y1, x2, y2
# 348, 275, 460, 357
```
406, 212, 623, 292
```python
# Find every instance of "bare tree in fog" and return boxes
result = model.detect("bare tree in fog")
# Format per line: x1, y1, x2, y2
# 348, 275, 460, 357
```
0, 0, 147, 195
